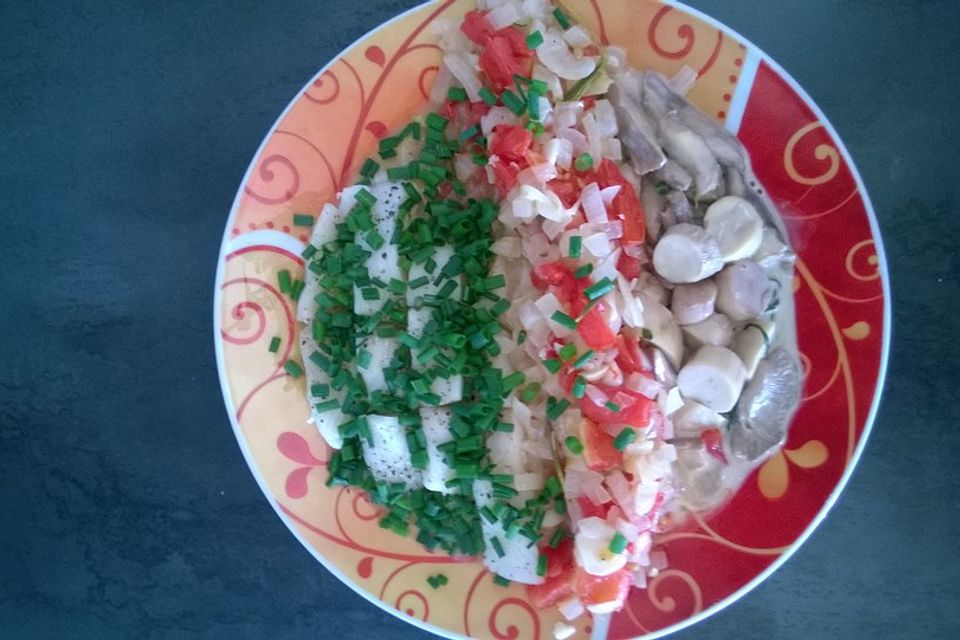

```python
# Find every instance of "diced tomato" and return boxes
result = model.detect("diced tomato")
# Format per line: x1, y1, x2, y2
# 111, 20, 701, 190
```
581, 388, 652, 428
491, 125, 533, 163
480, 33, 531, 91
460, 10, 496, 45
543, 537, 575, 577
614, 334, 645, 375
616, 251, 642, 280
440, 99, 491, 129
575, 566, 631, 609
491, 157, 521, 196
701, 428, 727, 464
581, 416, 622, 472
577, 305, 617, 350
547, 176, 581, 208
594, 159, 646, 245
527, 571, 574, 609
581, 96, 597, 110
577, 495, 611, 520
531, 261, 574, 290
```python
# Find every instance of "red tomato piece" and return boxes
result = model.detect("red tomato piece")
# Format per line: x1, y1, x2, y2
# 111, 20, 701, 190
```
480, 34, 527, 91
547, 176, 581, 208
577, 495, 611, 520
577, 305, 617, 350
701, 428, 727, 464
581, 389, 652, 427
616, 251, 642, 280
491, 157, 521, 196
575, 566, 631, 608
527, 571, 574, 609
491, 125, 533, 163
595, 159, 646, 245
460, 10, 495, 45
581, 417, 622, 472
543, 537, 575, 577
531, 261, 574, 290
614, 333, 645, 375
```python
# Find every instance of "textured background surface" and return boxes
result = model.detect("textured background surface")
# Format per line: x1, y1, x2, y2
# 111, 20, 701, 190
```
1, 1, 958, 638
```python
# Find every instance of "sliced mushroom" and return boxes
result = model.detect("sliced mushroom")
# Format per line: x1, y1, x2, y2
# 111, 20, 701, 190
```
608, 76, 667, 174
671, 280, 717, 325
704, 196, 764, 262
652, 223, 724, 284
715, 260, 773, 321
734, 318, 775, 379
639, 293, 684, 369
729, 347, 802, 461
657, 111, 722, 199
677, 345, 747, 413
682, 313, 734, 350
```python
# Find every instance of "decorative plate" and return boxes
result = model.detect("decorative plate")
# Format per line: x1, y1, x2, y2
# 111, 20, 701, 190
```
213, 1, 890, 638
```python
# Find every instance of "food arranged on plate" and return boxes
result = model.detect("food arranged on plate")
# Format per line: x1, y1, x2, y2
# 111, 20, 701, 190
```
286, 0, 801, 629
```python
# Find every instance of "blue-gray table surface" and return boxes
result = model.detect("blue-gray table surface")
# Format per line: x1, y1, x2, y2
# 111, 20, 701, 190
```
1, 1, 958, 638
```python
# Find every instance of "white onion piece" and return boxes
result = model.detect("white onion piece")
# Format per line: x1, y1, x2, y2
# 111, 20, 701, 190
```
486, 3, 519, 28
557, 127, 589, 154
580, 182, 607, 223
481, 106, 521, 137
542, 137, 562, 165
491, 236, 523, 258
562, 25, 592, 48
443, 52, 482, 102
599, 185, 621, 207
626, 372, 662, 399
532, 63, 564, 99
601, 137, 623, 161
554, 137, 574, 170
538, 32, 596, 80
558, 597, 585, 622
526, 162, 558, 184
598, 220, 623, 239
514, 472, 545, 492
584, 385, 609, 406
428, 64, 455, 104
606, 470, 636, 520
592, 247, 621, 283
553, 102, 582, 129
519, 301, 542, 329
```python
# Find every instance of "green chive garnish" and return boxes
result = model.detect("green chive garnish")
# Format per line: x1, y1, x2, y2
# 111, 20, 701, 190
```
571, 376, 587, 399
526, 30, 544, 49
313, 399, 339, 413
543, 358, 562, 373
447, 86, 467, 102
584, 277, 615, 301
574, 263, 593, 279
564, 436, 583, 455
612, 427, 636, 450
568, 235, 582, 258
268, 336, 281, 353
493, 574, 510, 587
283, 359, 304, 378
546, 397, 571, 421
608, 531, 628, 554
551, 310, 577, 330
293, 213, 314, 227
536, 553, 548, 577
545, 475, 563, 497
574, 153, 594, 172
572, 349, 595, 369
277, 269, 292, 294
553, 7, 571, 29
501, 90, 525, 115
558, 343, 577, 361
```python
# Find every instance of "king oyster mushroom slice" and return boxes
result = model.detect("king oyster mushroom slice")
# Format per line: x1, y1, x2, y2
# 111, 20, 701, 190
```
652, 223, 724, 284
729, 347, 802, 462
715, 260, 773, 321
682, 313, 734, 350
639, 293, 684, 369
657, 111, 723, 199
608, 74, 667, 174
671, 280, 717, 326
677, 345, 747, 413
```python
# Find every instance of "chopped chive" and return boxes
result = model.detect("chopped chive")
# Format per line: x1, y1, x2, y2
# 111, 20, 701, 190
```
564, 435, 584, 455
360, 157, 379, 177
574, 153, 594, 172
490, 298, 510, 317
528, 94, 540, 120
310, 383, 329, 398
447, 86, 468, 102
458, 124, 480, 144
612, 427, 636, 451
536, 553, 548, 577
387, 165, 413, 180
517, 330, 527, 345
388, 278, 407, 295
526, 30, 544, 49
573, 263, 593, 279
546, 397, 571, 421
490, 536, 505, 558
268, 336, 281, 353
520, 382, 540, 403
357, 348, 372, 369
558, 343, 577, 361
493, 574, 511, 587
572, 349, 595, 369
549, 528, 567, 548
409, 275, 429, 290
425, 112, 449, 131
313, 399, 339, 413
608, 531, 628, 554
545, 475, 563, 497
584, 277, 615, 301
293, 213, 314, 227
551, 310, 577, 330
605, 401, 622, 413
277, 269, 292, 294
553, 7, 571, 29
472, 152, 489, 166
501, 371, 526, 395
479, 86, 497, 106
301, 244, 318, 260
427, 576, 439, 589
480, 274, 506, 291
437, 280, 457, 299
355, 189, 377, 207
283, 359, 304, 378
365, 229, 385, 250
571, 376, 587, 399
641, 327, 654, 340
289, 279, 305, 301
568, 235, 582, 258
501, 90, 525, 115
360, 287, 379, 301
542, 358, 562, 374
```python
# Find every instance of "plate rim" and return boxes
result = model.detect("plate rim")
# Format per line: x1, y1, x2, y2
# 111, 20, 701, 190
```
212, 1, 892, 637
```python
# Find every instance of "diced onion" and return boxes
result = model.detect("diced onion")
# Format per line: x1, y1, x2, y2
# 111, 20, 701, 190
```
538, 32, 597, 80
558, 597, 585, 621
583, 232, 613, 258
626, 372, 661, 399
580, 183, 607, 224
562, 25, 592, 48
599, 185, 621, 206
584, 384, 609, 406
487, 3, 520, 29
443, 52, 482, 102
